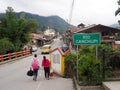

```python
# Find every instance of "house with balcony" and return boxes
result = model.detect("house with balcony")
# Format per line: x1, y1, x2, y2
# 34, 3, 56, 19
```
63, 24, 120, 49
30, 33, 45, 47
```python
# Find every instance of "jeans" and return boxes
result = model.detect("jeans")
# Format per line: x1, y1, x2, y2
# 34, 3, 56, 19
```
33, 69, 38, 80
44, 67, 50, 78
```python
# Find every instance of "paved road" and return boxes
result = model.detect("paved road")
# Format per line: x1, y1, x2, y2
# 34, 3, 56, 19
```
0, 36, 75, 90
51, 37, 63, 50
0, 54, 74, 90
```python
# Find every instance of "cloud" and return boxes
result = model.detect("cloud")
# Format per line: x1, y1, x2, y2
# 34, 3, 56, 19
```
0, 0, 119, 26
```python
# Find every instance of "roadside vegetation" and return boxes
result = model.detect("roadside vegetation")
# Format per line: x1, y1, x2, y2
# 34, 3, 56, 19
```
64, 0, 120, 84
64, 45, 120, 85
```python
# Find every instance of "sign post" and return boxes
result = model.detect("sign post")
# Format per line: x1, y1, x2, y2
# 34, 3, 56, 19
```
73, 33, 101, 82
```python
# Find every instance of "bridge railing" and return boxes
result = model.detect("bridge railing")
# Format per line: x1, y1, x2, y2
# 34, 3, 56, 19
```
0, 49, 30, 62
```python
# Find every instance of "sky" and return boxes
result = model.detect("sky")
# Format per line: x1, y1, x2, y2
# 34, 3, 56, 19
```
0, 0, 119, 26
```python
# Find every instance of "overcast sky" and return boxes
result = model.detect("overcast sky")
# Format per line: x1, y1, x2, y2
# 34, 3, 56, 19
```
0, 0, 119, 26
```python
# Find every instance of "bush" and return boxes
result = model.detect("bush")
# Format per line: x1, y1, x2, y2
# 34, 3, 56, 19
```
64, 45, 117, 85
98, 44, 120, 78
0, 38, 14, 54
64, 53, 77, 78
78, 55, 102, 85
78, 46, 102, 85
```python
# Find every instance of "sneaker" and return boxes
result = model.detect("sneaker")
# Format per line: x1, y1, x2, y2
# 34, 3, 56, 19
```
33, 75, 37, 81
33, 78, 35, 80
34, 76, 37, 81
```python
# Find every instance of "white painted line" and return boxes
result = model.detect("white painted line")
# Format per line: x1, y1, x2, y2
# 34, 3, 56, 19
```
35, 82, 42, 90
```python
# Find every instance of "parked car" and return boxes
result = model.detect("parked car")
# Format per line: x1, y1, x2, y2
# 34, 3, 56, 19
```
41, 45, 51, 54
31, 46, 38, 52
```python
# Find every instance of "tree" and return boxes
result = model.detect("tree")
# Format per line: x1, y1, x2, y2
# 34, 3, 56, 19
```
0, 38, 14, 54
41, 25, 47, 33
115, 0, 120, 16
0, 7, 39, 53
5, 7, 19, 43
0, 17, 7, 39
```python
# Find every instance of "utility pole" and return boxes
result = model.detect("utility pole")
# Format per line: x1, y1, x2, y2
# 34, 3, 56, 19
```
67, 0, 75, 50
68, 0, 75, 24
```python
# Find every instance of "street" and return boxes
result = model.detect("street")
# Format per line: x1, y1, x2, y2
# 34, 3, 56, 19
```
51, 36, 63, 50
0, 37, 75, 90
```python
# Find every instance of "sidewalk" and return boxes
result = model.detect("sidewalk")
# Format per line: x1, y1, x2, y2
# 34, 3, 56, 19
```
103, 81, 120, 90
34, 69, 75, 90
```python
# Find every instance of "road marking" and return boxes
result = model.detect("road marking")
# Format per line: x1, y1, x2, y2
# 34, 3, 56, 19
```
35, 70, 43, 90
35, 82, 42, 90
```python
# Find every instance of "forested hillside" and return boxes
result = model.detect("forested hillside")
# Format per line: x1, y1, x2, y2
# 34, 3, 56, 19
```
0, 12, 74, 31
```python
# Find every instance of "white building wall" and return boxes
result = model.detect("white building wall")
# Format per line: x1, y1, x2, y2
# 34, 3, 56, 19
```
44, 29, 55, 36
51, 50, 61, 73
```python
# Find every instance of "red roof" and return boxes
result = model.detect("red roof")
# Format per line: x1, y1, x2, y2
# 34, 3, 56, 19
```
50, 48, 70, 56
70, 27, 80, 33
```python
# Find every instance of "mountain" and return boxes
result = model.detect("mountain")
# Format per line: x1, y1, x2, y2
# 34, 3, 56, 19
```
0, 12, 74, 31
110, 23, 120, 28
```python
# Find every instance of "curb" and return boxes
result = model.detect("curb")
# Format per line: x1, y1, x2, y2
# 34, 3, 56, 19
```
72, 76, 104, 90
72, 76, 80, 90
102, 82, 110, 90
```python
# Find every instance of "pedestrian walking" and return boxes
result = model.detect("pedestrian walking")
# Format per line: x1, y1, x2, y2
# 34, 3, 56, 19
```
31, 54, 39, 81
42, 56, 50, 80
30, 46, 32, 54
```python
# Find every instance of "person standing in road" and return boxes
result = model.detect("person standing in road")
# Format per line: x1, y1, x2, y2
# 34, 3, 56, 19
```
42, 56, 50, 80
31, 54, 39, 81
30, 46, 32, 54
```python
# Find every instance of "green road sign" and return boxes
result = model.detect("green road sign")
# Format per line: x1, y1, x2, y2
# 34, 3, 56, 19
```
73, 33, 101, 45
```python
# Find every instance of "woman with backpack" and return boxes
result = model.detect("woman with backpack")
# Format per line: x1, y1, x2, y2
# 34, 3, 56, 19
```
31, 54, 39, 81
42, 56, 50, 80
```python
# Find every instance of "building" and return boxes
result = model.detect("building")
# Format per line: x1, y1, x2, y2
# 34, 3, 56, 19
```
50, 48, 70, 76
44, 27, 56, 37
30, 33, 44, 47
63, 24, 120, 49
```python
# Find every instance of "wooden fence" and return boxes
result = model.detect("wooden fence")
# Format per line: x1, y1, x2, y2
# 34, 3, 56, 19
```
0, 49, 30, 62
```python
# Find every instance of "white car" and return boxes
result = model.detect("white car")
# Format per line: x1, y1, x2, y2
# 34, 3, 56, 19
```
32, 46, 38, 52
